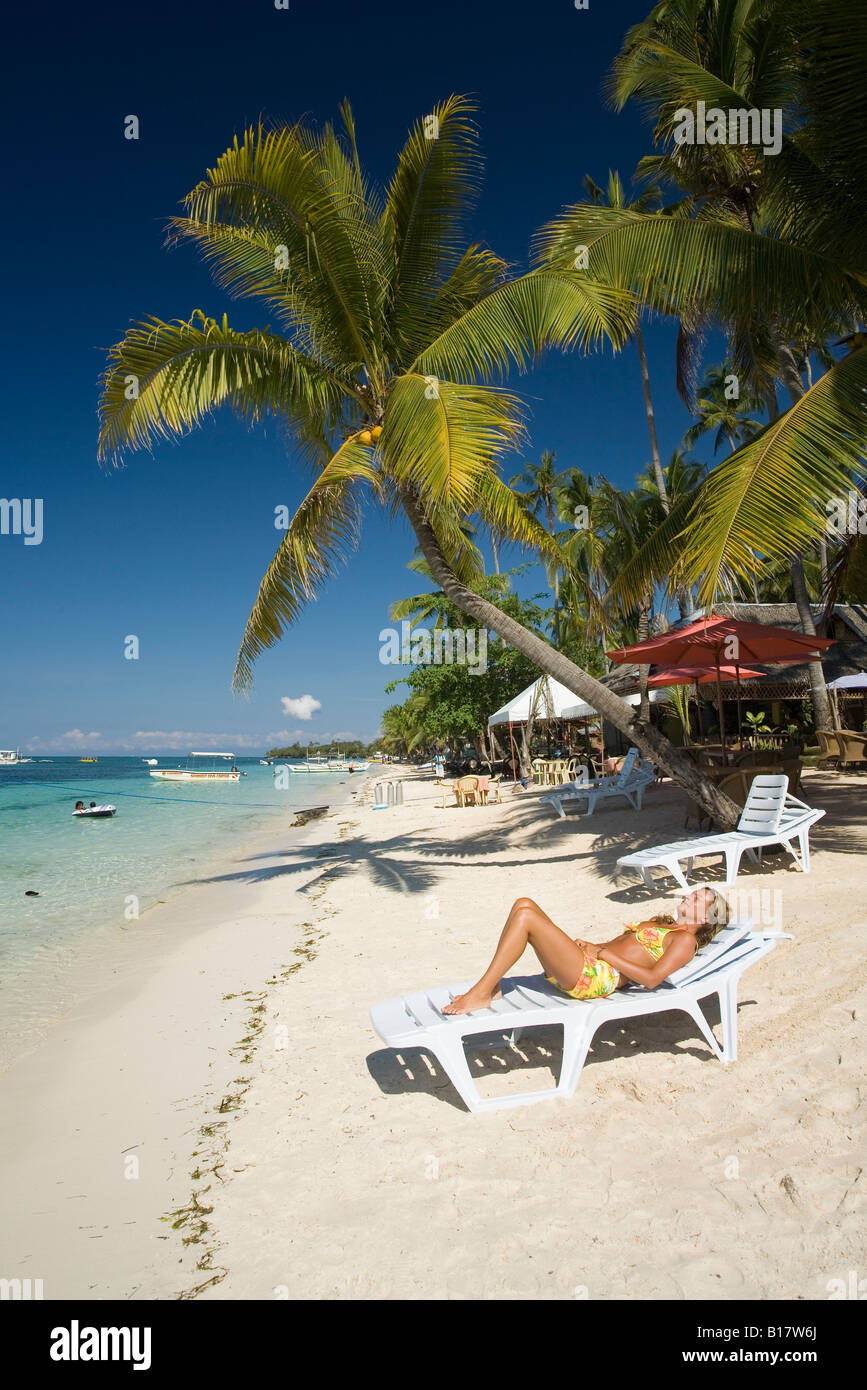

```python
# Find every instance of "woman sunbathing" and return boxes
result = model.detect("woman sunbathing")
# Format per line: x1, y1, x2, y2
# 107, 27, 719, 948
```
442, 886, 728, 1013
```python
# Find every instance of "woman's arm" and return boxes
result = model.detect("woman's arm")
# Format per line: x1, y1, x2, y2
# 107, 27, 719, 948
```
598, 934, 695, 989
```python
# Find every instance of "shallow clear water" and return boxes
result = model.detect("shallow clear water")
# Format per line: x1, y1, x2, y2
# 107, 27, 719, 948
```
0, 757, 356, 1060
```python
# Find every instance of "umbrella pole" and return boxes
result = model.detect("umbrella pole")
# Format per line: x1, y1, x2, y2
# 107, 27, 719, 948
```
508, 721, 517, 782
715, 651, 726, 758
736, 661, 743, 749
695, 682, 703, 742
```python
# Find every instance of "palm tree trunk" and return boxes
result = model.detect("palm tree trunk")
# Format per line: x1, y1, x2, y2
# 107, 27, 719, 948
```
635, 324, 669, 513
546, 499, 561, 647
790, 556, 833, 729
770, 365, 834, 731
638, 598, 651, 723
399, 486, 741, 827
491, 532, 500, 575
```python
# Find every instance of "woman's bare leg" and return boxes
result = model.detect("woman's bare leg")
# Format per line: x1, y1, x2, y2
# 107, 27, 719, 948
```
442, 898, 585, 1013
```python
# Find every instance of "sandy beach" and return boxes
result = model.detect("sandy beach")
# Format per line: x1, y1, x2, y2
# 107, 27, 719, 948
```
1, 765, 863, 1301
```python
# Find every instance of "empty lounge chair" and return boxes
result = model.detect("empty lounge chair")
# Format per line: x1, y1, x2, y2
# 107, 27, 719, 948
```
617, 774, 824, 889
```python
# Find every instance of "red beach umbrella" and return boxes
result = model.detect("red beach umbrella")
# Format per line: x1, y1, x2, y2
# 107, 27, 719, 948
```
647, 663, 765, 687
609, 616, 834, 751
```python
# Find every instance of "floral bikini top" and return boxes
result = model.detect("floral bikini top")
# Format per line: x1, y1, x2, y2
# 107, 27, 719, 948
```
622, 922, 673, 962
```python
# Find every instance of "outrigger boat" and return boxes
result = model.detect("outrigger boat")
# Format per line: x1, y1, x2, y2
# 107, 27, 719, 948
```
284, 747, 340, 773
149, 752, 240, 782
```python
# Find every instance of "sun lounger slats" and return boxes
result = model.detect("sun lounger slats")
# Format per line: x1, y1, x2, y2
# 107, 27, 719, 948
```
370, 918, 788, 1113
617, 776, 824, 888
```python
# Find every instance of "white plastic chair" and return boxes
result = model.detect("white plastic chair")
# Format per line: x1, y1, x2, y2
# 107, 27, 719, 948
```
617, 774, 824, 889
370, 920, 786, 1114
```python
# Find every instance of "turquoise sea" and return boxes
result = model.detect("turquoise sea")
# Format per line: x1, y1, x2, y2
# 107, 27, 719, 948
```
0, 756, 357, 1063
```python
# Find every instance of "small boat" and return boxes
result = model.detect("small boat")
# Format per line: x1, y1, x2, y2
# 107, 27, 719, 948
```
284, 748, 345, 773
149, 752, 240, 782
259, 758, 273, 766
79, 756, 98, 763
0, 749, 32, 765
142, 758, 158, 766
73, 804, 116, 818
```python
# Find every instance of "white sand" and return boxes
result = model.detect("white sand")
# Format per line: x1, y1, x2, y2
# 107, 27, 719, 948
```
1, 767, 864, 1300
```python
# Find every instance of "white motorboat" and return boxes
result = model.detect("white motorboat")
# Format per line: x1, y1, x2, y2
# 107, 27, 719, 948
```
149, 752, 240, 782
283, 748, 349, 773
142, 758, 158, 766
0, 749, 32, 765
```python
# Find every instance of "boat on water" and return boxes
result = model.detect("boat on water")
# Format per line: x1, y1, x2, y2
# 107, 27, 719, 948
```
0, 748, 32, 765
142, 758, 158, 766
149, 752, 240, 782
284, 748, 367, 774
79, 756, 98, 763
259, 758, 273, 766
73, 804, 117, 819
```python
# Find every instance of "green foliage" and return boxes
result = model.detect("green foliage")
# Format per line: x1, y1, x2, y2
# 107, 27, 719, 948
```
382, 588, 546, 749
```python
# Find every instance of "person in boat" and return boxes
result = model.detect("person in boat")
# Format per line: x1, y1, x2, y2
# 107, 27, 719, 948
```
75, 801, 85, 812
442, 886, 728, 1013
89, 802, 97, 809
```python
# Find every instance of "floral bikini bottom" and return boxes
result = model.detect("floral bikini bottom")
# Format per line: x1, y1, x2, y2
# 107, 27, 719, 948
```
547, 953, 620, 1000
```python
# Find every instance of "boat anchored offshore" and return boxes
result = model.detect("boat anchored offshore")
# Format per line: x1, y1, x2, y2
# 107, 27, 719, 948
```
0, 749, 32, 765
142, 758, 158, 766
149, 752, 240, 782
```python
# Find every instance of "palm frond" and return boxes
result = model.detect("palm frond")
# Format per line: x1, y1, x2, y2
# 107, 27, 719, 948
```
383, 94, 484, 364
232, 437, 376, 691
413, 270, 635, 383
682, 345, 867, 599
381, 372, 526, 510
98, 311, 351, 462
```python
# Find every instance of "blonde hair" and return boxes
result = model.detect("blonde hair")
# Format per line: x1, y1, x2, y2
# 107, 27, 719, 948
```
652, 887, 729, 951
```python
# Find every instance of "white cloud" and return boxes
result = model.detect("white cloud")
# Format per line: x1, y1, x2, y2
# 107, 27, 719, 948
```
280, 694, 322, 721
59, 729, 103, 747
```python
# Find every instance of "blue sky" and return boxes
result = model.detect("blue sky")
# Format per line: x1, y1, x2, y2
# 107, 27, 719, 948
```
2, 0, 719, 754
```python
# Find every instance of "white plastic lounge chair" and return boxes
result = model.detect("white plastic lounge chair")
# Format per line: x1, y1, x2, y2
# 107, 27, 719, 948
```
541, 747, 654, 818
616, 774, 824, 890
370, 919, 787, 1114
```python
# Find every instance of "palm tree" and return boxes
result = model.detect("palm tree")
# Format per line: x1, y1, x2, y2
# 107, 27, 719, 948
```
97, 97, 742, 824
510, 448, 571, 644
682, 363, 764, 455
536, 0, 867, 731
582, 172, 673, 512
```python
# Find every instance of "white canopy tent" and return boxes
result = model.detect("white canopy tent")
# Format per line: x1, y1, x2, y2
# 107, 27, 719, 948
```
487, 677, 584, 728
487, 676, 665, 727
560, 688, 666, 719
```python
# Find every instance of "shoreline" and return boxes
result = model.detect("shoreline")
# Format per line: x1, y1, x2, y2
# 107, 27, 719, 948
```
1, 765, 863, 1300
0, 772, 362, 1072
0, 772, 374, 1299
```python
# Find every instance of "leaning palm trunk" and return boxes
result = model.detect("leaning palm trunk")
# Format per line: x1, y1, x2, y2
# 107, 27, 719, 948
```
400, 487, 740, 827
